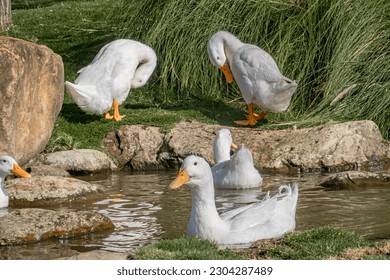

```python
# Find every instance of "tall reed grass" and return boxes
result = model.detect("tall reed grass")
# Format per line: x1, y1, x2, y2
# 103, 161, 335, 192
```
113, 0, 389, 138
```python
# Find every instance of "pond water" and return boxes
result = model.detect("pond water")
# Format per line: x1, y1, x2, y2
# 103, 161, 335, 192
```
1, 169, 389, 259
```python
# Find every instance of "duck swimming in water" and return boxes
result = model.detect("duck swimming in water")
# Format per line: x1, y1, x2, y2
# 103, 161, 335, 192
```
211, 128, 262, 189
169, 155, 298, 245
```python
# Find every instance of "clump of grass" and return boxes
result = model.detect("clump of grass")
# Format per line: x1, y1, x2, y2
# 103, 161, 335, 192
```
44, 131, 80, 153
132, 237, 247, 260
249, 226, 376, 260
133, 227, 389, 260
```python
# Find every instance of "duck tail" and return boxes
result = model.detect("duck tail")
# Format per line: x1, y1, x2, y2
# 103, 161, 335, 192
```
276, 80, 298, 93
65, 81, 97, 114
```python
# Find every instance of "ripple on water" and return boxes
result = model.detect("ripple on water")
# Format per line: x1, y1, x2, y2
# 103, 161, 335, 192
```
2, 170, 389, 259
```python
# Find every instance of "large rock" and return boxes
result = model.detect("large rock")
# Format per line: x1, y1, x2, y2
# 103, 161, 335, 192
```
0, 208, 114, 246
103, 125, 164, 169
33, 149, 117, 174
0, 37, 64, 165
102, 120, 390, 172
6, 176, 106, 207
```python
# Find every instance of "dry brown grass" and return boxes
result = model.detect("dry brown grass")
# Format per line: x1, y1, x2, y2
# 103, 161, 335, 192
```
327, 240, 390, 260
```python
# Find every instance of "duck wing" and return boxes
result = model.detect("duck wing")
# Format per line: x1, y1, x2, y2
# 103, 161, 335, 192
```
220, 191, 277, 228
221, 184, 298, 231
231, 45, 297, 111
232, 45, 285, 86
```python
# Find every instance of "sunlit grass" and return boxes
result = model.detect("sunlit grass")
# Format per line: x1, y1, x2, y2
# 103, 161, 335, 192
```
132, 227, 390, 260
133, 237, 247, 260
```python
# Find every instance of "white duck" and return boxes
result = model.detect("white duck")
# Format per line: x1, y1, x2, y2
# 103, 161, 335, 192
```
207, 31, 297, 126
169, 155, 298, 245
211, 128, 262, 189
65, 39, 157, 121
0, 156, 31, 208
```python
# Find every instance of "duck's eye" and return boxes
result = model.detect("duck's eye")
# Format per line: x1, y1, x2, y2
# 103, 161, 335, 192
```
194, 162, 198, 166
2, 160, 6, 163
216, 56, 220, 60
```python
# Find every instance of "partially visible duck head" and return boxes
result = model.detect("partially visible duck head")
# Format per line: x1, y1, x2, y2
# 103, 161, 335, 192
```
0, 156, 31, 179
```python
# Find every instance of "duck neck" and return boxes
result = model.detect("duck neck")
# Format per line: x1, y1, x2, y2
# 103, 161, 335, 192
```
189, 178, 221, 226
222, 33, 243, 67
213, 137, 231, 164
132, 46, 157, 89
0, 176, 8, 208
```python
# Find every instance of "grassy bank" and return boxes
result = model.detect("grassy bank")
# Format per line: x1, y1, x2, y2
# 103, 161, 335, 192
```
2, 0, 389, 152
132, 227, 390, 260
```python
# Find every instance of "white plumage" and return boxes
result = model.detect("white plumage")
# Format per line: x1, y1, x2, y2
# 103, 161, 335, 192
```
169, 155, 299, 245
207, 31, 297, 126
65, 39, 157, 121
211, 128, 262, 189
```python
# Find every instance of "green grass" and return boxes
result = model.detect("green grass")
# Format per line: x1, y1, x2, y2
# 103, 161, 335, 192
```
261, 226, 373, 260
132, 237, 247, 260
246, 226, 390, 260
2, 0, 389, 152
132, 227, 390, 260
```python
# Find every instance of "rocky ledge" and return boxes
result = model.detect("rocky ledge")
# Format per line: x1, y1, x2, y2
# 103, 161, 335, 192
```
6, 176, 107, 207
103, 120, 390, 173
0, 208, 114, 246
31, 149, 117, 174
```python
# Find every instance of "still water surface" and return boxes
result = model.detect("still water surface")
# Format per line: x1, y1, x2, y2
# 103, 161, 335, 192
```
1, 170, 389, 259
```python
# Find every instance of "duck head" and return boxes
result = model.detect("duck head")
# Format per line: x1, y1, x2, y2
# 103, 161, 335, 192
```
0, 156, 31, 179
207, 31, 243, 83
169, 155, 213, 190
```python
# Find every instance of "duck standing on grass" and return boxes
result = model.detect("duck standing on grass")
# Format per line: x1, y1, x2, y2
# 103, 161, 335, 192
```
211, 128, 262, 189
207, 31, 297, 126
169, 155, 298, 245
65, 39, 157, 121
0, 156, 31, 208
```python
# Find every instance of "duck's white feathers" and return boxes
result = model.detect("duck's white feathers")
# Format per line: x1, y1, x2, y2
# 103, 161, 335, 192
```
208, 31, 297, 113
175, 155, 299, 245
231, 45, 297, 112
220, 185, 298, 243
212, 146, 262, 189
211, 128, 262, 189
65, 39, 157, 114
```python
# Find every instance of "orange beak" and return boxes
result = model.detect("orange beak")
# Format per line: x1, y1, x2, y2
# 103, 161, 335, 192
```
231, 143, 238, 150
11, 163, 31, 178
169, 168, 190, 189
219, 64, 234, 84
